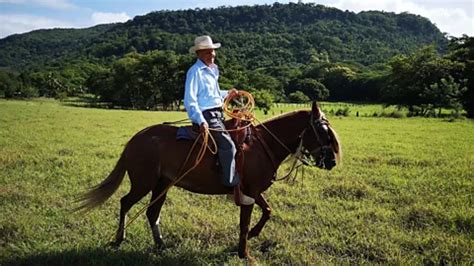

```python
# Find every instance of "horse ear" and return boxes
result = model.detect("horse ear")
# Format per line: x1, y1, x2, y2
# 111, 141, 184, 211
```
311, 101, 321, 118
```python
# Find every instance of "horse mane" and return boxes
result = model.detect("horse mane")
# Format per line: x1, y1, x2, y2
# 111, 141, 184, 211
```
258, 110, 309, 125
328, 125, 342, 164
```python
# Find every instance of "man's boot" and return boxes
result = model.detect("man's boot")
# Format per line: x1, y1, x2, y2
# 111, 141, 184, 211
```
232, 185, 254, 206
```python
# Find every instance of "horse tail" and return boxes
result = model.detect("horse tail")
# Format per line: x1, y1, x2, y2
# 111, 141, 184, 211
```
74, 152, 127, 212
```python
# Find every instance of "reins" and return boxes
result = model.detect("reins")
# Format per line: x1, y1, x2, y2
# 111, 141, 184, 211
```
269, 128, 314, 182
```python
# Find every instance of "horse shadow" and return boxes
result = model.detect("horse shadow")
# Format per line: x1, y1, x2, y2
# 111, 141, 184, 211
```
1, 245, 235, 266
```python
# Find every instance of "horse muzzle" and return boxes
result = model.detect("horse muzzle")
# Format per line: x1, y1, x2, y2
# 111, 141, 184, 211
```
313, 146, 336, 170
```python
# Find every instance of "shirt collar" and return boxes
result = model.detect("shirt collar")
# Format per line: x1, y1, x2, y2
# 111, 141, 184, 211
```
196, 59, 217, 70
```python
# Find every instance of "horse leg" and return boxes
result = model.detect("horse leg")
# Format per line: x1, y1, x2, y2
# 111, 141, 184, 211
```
248, 194, 271, 239
238, 204, 254, 260
112, 171, 155, 247
146, 179, 170, 250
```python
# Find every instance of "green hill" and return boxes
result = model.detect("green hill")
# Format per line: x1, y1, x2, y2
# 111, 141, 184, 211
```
0, 2, 447, 71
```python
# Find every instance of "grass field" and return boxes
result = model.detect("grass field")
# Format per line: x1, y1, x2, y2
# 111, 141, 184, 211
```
1, 98, 473, 265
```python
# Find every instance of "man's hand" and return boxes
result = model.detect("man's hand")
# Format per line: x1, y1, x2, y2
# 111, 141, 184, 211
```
228, 88, 239, 98
200, 122, 209, 133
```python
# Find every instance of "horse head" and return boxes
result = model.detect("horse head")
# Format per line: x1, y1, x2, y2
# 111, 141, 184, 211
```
301, 101, 341, 170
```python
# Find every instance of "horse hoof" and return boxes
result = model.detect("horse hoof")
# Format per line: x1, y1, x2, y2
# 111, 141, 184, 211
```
109, 243, 119, 249
153, 239, 166, 250
243, 255, 257, 265
108, 240, 123, 249
145, 244, 166, 254
157, 243, 166, 251
238, 250, 254, 261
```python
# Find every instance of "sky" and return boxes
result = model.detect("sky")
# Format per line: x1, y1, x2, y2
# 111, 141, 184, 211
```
0, 0, 473, 39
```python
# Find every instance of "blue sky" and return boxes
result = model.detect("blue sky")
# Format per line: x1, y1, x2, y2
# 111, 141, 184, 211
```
0, 0, 473, 39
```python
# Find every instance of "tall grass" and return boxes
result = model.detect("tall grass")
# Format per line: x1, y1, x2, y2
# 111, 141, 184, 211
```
1, 99, 473, 265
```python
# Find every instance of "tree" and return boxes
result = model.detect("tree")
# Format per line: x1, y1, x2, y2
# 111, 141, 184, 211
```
85, 67, 112, 99
87, 50, 192, 110
289, 78, 329, 101
383, 46, 464, 115
288, 90, 310, 103
251, 89, 275, 114
0, 70, 20, 98
322, 65, 355, 101
420, 75, 466, 115
448, 35, 474, 117
349, 70, 387, 101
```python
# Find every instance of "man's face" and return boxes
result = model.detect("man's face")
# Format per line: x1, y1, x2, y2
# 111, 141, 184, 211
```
197, 49, 216, 66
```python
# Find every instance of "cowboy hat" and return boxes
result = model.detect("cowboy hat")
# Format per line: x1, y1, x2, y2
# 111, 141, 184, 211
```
189, 35, 221, 53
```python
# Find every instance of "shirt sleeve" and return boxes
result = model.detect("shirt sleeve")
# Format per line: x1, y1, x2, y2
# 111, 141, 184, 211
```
219, 89, 229, 99
184, 68, 206, 125
215, 66, 229, 99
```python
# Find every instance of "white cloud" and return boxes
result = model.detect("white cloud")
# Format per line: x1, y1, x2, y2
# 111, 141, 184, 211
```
0, 14, 74, 38
0, 0, 76, 9
326, 0, 473, 36
91, 12, 131, 25
410, 6, 473, 37
35, 0, 76, 10
0, 11, 132, 38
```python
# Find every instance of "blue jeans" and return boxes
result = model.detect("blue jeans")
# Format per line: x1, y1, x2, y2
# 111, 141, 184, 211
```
203, 108, 240, 187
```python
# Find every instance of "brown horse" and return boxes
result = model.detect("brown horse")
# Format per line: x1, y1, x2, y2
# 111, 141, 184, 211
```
77, 101, 341, 260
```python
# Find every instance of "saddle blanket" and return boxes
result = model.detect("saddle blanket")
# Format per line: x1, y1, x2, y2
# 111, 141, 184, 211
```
176, 126, 199, 141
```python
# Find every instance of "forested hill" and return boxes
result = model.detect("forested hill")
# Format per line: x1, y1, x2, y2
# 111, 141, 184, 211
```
0, 2, 447, 71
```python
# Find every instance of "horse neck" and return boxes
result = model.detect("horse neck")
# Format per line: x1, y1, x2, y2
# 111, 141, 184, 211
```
257, 111, 309, 165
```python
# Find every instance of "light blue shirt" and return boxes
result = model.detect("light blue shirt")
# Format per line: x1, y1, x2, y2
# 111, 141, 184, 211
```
184, 59, 228, 125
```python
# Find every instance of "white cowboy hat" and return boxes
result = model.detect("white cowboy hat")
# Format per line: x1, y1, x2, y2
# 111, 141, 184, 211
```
189, 35, 221, 53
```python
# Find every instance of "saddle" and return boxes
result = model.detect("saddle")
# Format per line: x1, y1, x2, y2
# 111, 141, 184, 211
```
176, 118, 253, 176
175, 117, 255, 205
176, 118, 252, 148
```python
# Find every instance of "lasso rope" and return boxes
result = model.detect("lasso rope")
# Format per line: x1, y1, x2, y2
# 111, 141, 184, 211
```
114, 91, 255, 238
223, 90, 256, 122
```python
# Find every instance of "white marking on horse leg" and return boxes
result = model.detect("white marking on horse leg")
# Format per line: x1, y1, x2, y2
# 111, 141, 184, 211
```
151, 215, 164, 247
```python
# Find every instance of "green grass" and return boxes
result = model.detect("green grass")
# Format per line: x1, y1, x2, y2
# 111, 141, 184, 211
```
1, 98, 473, 265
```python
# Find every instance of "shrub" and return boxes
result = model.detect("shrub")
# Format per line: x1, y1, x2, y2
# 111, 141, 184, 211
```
335, 106, 350, 116
379, 111, 405, 118
288, 90, 310, 103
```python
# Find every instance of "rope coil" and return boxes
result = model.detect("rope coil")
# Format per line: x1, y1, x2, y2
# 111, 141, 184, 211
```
223, 90, 256, 122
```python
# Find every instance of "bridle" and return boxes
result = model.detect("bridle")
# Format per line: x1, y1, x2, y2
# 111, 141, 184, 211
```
308, 112, 334, 164
292, 112, 334, 167
256, 111, 335, 181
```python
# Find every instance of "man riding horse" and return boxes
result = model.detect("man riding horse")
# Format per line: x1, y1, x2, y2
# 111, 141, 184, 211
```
77, 36, 341, 261
184, 35, 255, 205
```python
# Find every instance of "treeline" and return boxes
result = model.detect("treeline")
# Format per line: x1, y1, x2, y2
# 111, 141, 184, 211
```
0, 3, 446, 71
1, 36, 472, 117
